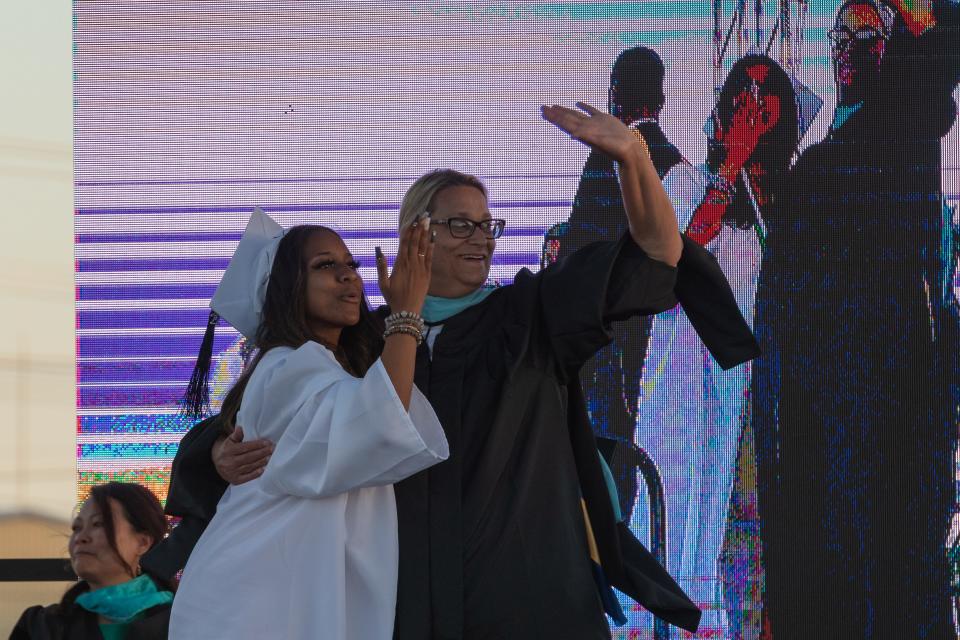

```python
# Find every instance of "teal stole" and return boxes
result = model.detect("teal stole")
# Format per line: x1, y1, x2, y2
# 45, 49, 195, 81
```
75, 574, 173, 636
421, 286, 496, 324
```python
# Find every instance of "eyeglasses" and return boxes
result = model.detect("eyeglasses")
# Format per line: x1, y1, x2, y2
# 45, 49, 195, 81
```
826, 26, 887, 49
430, 216, 506, 239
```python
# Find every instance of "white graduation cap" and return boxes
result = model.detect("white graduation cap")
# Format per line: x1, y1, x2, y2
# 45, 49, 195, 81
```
212, 207, 286, 339
181, 208, 285, 419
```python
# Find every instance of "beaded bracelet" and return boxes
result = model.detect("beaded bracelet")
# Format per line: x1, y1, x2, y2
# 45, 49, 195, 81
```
385, 319, 425, 334
385, 318, 423, 333
385, 323, 425, 341
385, 310, 424, 324
385, 310, 425, 334
383, 323, 424, 344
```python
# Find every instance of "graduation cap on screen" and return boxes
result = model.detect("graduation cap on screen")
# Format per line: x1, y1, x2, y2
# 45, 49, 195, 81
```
181, 208, 286, 419
792, 78, 823, 142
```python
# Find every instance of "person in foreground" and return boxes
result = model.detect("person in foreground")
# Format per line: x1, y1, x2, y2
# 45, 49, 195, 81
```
168, 214, 449, 639
12, 482, 174, 640
155, 103, 759, 638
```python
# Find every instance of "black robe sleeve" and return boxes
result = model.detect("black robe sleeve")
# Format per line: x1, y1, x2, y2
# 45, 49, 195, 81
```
539, 233, 678, 374
565, 379, 703, 633
535, 231, 756, 633
10, 604, 104, 640
10, 606, 49, 640
140, 415, 227, 582
674, 235, 762, 369
541, 232, 759, 374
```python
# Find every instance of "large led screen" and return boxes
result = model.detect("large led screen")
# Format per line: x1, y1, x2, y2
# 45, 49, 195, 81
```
75, 2, 960, 637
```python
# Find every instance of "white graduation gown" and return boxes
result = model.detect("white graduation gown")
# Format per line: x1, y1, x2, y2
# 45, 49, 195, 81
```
632, 163, 763, 637
169, 342, 449, 640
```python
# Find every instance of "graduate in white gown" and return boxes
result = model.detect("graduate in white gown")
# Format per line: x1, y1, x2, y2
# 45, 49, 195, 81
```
633, 55, 799, 636
170, 210, 449, 640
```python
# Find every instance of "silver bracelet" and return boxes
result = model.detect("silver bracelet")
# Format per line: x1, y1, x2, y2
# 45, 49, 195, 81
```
383, 323, 424, 344
385, 310, 425, 334
385, 318, 424, 334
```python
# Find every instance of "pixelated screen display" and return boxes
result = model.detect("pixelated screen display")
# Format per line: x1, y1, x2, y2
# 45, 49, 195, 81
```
75, 2, 959, 636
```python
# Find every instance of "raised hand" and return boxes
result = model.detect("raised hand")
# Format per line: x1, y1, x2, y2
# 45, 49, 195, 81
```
540, 102, 644, 163
375, 215, 433, 313
541, 100, 682, 266
717, 88, 781, 176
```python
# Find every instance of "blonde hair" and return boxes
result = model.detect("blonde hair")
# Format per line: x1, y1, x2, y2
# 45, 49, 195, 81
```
398, 169, 488, 230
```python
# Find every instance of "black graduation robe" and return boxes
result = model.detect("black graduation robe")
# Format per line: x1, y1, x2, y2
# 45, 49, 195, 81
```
140, 412, 226, 584
553, 122, 685, 521
752, 2, 960, 637
146, 232, 758, 638
395, 230, 757, 639
394, 234, 684, 639
12, 597, 170, 640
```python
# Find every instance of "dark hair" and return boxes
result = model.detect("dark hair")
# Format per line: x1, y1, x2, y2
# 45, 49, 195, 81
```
609, 46, 666, 120
61, 482, 172, 609
707, 54, 799, 224
217, 225, 383, 432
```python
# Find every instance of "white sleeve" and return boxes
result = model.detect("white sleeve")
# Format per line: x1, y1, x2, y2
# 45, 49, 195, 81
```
254, 343, 449, 499
662, 162, 707, 232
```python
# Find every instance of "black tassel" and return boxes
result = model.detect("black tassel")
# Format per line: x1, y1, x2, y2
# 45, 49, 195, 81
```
180, 310, 219, 420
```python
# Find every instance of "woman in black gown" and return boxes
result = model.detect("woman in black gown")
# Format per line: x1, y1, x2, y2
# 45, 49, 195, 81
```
147, 103, 760, 638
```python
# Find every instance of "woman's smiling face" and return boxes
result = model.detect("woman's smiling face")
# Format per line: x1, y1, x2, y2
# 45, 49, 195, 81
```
427, 185, 496, 298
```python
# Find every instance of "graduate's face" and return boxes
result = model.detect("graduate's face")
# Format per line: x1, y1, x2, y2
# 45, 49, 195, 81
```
428, 185, 496, 298
69, 498, 151, 590
303, 229, 363, 345
830, 3, 887, 102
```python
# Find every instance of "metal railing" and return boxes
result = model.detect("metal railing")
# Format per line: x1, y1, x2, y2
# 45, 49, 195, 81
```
0, 558, 76, 581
